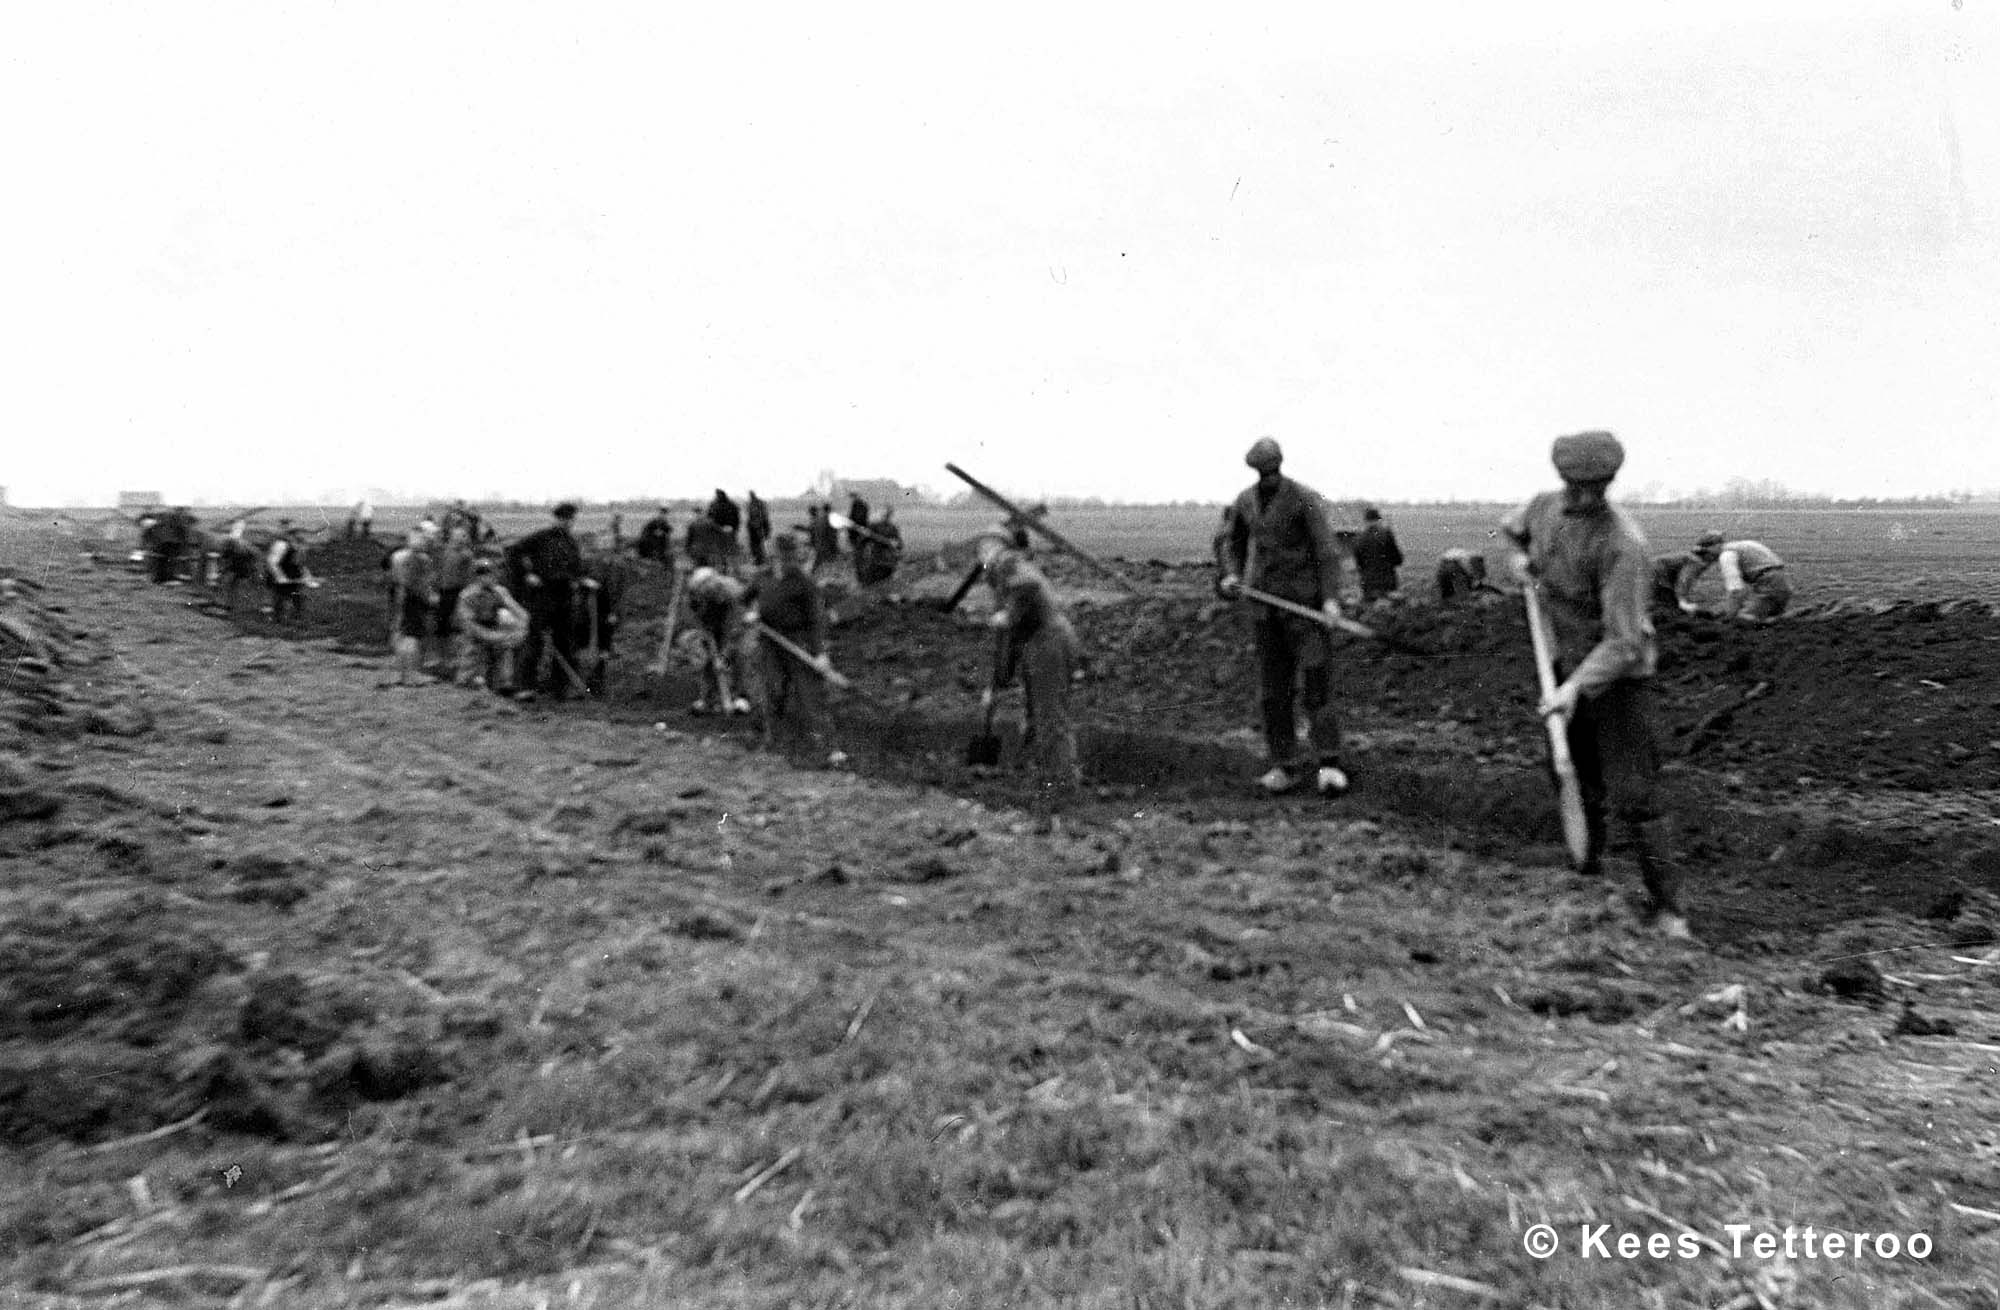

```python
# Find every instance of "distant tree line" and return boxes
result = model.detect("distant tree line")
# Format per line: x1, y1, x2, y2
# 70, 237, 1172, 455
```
1643, 478, 1995, 510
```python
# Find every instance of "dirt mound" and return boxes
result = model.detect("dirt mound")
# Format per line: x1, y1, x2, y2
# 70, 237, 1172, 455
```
829, 570, 2000, 795
1, 573, 154, 751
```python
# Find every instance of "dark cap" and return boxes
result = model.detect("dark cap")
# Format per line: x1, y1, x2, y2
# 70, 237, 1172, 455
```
1245, 437, 1284, 471
1550, 431, 1624, 482
552, 502, 578, 521
1362, 506, 1382, 522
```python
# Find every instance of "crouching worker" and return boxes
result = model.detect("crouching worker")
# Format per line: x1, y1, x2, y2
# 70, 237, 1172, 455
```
1436, 548, 1496, 603
1686, 533, 1791, 622
976, 524, 1083, 793
745, 533, 840, 762
685, 566, 752, 715
454, 560, 530, 692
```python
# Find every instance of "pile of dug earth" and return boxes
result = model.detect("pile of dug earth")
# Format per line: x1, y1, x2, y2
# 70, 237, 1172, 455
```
827, 560, 2000, 939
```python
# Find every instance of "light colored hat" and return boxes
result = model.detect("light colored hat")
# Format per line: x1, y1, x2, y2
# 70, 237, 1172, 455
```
1550, 430, 1624, 482
1245, 437, 1284, 471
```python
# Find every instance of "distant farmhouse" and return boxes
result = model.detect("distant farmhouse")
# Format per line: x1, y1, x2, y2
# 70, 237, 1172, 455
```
816, 477, 928, 507
117, 491, 163, 510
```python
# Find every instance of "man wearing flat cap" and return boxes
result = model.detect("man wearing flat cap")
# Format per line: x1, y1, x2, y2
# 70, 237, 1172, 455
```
1214, 437, 1353, 798
1501, 431, 1692, 940
504, 502, 589, 699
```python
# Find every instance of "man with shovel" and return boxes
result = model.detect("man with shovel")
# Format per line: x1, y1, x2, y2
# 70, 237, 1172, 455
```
1215, 437, 1352, 798
1500, 431, 1692, 940
744, 533, 839, 760
973, 525, 1083, 792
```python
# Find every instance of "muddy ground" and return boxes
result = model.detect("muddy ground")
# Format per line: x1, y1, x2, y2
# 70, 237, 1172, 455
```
4, 526, 2000, 1308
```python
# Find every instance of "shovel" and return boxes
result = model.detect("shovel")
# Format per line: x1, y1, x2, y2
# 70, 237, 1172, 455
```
966, 625, 1010, 765
1523, 580, 1592, 869
1236, 584, 1436, 657
966, 695, 1003, 767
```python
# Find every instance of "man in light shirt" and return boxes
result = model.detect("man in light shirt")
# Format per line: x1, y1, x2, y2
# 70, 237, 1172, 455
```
1677, 533, 1791, 621
1502, 430, 1692, 941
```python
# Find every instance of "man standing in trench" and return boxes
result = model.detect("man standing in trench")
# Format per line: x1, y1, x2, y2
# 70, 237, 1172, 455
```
1214, 437, 1351, 798
1501, 430, 1693, 941
505, 502, 588, 700
976, 524, 1083, 794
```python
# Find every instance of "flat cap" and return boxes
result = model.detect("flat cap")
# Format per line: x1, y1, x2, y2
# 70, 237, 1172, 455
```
1245, 437, 1284, 471
1550, 431, 1624, 482
1696, 531, 1725, 551
552, 502, 579, 520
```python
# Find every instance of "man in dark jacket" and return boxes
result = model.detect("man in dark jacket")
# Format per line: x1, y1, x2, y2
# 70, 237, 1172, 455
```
845, 494, 872, 553
1214, 437, 1351, 798
745, 533, 838, 761
504, 502, 588, 699
636, 508, 674, 566
1352, 506, 1405, 602
745, 493, 772, 566
854, 508, 903, 586
685, 507, 735, 571
707, 490, 741, 543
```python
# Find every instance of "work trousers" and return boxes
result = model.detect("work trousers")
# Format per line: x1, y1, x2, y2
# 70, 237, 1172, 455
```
1014, 622, 1083, 790
457, 625, 526, 690
1563, 677, 1682, 915
1253, 612, 1341, 768
1739, 570, 1792, 621
756, 637, 828, 751
269, 580, 305, 624
523, 584, 579, 697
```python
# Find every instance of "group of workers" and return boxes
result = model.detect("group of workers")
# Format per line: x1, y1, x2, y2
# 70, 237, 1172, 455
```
135, 509, 315, 620
369, 493, 907, 764
632, 492, 904, 583
1207, 431, 1797, 941
134, 444, 1812, 942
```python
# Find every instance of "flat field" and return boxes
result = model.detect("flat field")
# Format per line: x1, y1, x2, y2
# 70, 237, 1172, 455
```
51, 502, 2000, 604
3, 509, 1999, 1309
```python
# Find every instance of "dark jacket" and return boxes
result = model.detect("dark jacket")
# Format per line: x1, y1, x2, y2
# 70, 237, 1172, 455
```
745, 498, 771, 541
636, 514, 673, 562
685, 517, 734, 570
1214, 476, 1343, 608
504, 524, 586, 599
708, 494, 741, 538
749, 569, 825, 652
1352, 523, 1404, 597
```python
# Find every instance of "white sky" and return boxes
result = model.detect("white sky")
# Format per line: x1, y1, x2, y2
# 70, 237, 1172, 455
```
5, 0, 1997, 506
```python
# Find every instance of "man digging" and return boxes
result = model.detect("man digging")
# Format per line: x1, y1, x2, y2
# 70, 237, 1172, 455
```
1214, 436, 1352, 798
1501, 430, 1694, 941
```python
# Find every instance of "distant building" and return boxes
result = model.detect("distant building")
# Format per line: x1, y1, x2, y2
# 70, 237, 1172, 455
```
831, 477, 923, 507
117, 491, 163, 510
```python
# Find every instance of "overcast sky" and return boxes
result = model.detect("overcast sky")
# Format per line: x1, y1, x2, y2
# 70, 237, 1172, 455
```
6, 1, 1996, 507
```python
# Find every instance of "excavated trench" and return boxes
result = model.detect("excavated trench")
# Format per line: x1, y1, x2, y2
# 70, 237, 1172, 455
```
207, 541, 2000, 943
